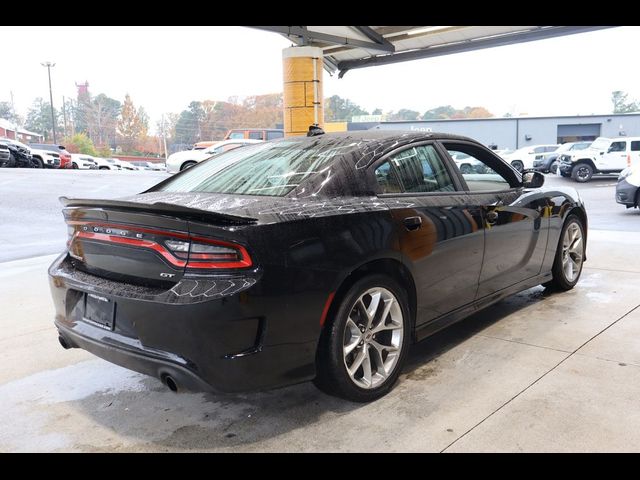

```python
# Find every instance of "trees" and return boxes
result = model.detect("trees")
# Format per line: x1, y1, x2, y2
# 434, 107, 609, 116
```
64, 133, 97, 156
612, 90, 639, 114
388, 109, 421, 121
325, 95, 369, 122
422, 105, 494, 120
117, 94, 147, 153
25, 98, 62, 141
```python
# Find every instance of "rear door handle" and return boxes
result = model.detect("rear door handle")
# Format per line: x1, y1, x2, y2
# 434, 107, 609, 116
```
403, 216, 422, 231
486, 210, 499, 224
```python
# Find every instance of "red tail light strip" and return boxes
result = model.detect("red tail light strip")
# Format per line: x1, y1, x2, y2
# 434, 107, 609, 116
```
76, 231, 187, 267
71, 222, 252, 269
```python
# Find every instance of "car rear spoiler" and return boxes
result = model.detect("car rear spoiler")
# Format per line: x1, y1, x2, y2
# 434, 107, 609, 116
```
60, 197, 258, 225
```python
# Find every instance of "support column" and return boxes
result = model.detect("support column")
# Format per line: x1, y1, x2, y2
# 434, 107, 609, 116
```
282, 46, 323, 137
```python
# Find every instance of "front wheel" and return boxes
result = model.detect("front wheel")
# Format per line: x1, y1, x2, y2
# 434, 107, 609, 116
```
549, 160, 558, 174
544, 214, 585, 291
571, 163, 593, 182
71, 162, 79, 169
511, 160, 524, 172
32, 157, 44, 168
314, 274, 411, 402
180, 161, 196, 171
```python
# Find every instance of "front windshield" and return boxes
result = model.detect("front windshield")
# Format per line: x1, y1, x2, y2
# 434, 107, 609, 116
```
573, 142, 591, 150
590, 138, 610, 150
154, 137, 361, 197
557, 143, 573, 152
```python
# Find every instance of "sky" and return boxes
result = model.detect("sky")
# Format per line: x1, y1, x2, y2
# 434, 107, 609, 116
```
2, 26, 640, 132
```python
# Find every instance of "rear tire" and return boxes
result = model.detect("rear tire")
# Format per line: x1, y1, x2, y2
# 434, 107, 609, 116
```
571, 163, 593, 183
71, 162, 79, 169
181, 161, 196, 171
314, 274, 411, 402
511, 160, 524, 172
544, 214, 585, 291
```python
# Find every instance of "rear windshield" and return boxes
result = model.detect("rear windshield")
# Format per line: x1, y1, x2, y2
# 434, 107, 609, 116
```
154, 137, 360, 197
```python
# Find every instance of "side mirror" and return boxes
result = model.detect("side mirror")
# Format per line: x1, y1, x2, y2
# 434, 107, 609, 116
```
522, 170, 545, 188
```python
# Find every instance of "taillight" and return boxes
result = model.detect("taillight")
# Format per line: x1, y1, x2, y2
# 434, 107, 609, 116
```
67, 222, 252, 270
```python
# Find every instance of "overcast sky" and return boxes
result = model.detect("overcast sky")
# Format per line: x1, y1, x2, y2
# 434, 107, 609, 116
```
2, 26, 640, 131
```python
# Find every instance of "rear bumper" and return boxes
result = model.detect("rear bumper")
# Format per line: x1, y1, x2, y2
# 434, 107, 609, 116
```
616, 178, 638, 207
48, 254, 319, 393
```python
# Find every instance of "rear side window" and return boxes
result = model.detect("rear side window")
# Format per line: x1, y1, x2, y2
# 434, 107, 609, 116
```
228, 131, 244, 139
631, 141, 640, 152
375, 145, 455, 194
248, 131, 263, 140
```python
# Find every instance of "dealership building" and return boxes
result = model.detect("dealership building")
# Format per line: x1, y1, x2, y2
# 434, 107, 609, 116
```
357, 113, 640, 150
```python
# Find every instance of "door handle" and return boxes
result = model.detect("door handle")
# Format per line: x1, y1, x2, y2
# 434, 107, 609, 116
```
486, 210, 499, 224
403, 216, 422, 231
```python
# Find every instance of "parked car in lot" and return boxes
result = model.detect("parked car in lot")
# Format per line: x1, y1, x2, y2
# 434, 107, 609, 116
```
165, 139, 262, 173
224, 128, 284, 141
533, 141, 591, 174
616, 165, 640, 208
0, 143, 10, 167
0, 137, 34, 167
70, 154, 97, 170
130, 160, 165, 171
558, 136, 640, 182
115, 159, 139, 170
101, 158, 124, 170
502, 144, 559, 172
30, 148, 61, 168
28, 143, 72, 169
50, 131, 588, 402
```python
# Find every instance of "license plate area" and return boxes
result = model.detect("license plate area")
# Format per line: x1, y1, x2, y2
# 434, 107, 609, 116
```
82, 293, 115, 330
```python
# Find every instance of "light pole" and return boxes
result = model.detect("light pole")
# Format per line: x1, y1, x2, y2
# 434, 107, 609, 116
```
41, 61, 57, 143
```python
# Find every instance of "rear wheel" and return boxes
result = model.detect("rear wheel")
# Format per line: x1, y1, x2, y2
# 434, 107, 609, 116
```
181, 161, 196, 171
314, 274, 411, 402
511, 160, 524, 172
71, 162, 79, 169
571, 163, 593, 183
544, 214, 585, 291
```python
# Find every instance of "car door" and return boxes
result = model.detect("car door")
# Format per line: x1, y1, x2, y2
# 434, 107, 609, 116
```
440, 141, 549, 298
601, 140, 628, 171
372, 142, 485, 325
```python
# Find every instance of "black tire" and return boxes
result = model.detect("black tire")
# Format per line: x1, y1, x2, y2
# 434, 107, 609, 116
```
544, 214, 585, 291
32, 157, 44, 168
314, 274, 411, 402
71, 162, 79, 169
99, 166, 109, 170
511, 160, 524, 172
549, 160, 558, 174
181, 161, 196, 171
571, 163, 593, 183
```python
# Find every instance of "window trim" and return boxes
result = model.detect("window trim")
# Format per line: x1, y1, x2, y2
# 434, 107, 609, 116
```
368, 140, 465, 197
437, 140, 522, 194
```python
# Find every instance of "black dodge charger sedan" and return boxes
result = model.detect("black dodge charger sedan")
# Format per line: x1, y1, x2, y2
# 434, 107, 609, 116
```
49, 131, 587, 402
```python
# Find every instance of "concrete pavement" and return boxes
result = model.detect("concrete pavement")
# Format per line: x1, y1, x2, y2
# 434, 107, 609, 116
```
1, 230, 639, 452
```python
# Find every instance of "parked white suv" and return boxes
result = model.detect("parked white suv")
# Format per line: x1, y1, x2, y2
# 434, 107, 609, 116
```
558, 136, 640, 182
502, 144, 559, 172
166, 139, 262, 173
70, 154, 97, 170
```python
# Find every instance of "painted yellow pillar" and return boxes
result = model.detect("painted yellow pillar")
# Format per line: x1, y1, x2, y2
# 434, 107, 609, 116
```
282, 46, 323, 137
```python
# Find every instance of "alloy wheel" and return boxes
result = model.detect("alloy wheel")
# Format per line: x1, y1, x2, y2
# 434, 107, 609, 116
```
342, 287, 404, 389
562, 222, 584, 282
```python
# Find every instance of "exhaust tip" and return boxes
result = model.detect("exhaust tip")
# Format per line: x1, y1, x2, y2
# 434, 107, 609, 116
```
163, 375, 178, 393
58, 336, 71, 350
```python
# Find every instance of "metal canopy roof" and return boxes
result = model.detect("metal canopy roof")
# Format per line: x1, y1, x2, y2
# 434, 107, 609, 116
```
249, 26, 617, 77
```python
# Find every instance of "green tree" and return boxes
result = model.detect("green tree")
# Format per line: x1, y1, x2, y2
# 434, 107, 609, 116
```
117, 94, 146, 153
612, 90, 639, 113
372, 108, 383, 115
25, 97, 62, 141
324, 95, 369, 121
65, 133, 97, 156
388, 109, 421, 121
422, 105, 457, 119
